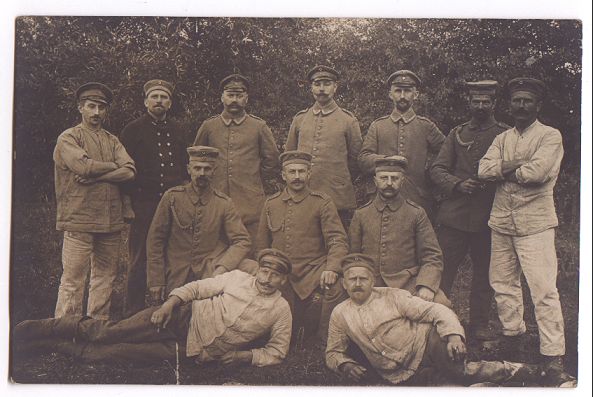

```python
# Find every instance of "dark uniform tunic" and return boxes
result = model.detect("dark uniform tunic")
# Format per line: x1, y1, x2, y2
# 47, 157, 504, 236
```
358, 108, 445, 216
429, 116, 509, 327
194, 113, 279, 241
349, 194, 448, 305
119, 113, 189, 315
285, 100, 362, 211
146, 184, 252, 294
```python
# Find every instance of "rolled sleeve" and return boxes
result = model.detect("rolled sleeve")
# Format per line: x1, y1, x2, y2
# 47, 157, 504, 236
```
325, 308, 358, 373
394, 290, 465, 339
54, 133, 101, 177
169, 271, 235, 302
516, 129, 563, 185
251, 304, 292, 367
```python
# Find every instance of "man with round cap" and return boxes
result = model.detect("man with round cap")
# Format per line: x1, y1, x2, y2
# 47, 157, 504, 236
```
479, 77, 567, 376
13, 247, 293, 368
429, 80, 510, 341
256, 149, 349, 345
146, 145, 257, 305
359, 69, 445, 218
119, 79, 190, 316
52, 82, 136, 320
285, 65, 362, 227
194, 73, 280, 247
325, 254, 567, 386
349, 155, 448, 305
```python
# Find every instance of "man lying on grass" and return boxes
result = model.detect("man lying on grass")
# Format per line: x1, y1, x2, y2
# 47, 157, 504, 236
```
13, 248, 292, 367
325, 254, 575, 387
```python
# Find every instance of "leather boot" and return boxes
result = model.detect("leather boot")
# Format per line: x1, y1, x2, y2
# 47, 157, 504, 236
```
13, 315, 83, 341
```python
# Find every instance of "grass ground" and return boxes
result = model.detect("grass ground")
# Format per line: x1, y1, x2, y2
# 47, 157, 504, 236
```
9, 201, 580, 385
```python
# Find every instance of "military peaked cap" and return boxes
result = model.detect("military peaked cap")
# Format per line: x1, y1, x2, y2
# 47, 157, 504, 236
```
187, 146, 220, 162
220, 74, 250, 92
508, 77, 546, 98
375, 155, 409, 173
280, 150, 312, 166
307, 65, 340, 82
144, 79, 174, 97
387, 70, 422, 88
257, 248, 292, 275
76, 82, 113, 105
340, 254, 376, 274
466, 80, 499, 96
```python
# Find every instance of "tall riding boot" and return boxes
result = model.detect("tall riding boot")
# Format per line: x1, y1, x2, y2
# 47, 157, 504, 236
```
13, 315, 83, 341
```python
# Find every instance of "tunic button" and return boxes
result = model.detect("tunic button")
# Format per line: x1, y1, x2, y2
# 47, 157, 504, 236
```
157, 142, 161, 146
160, 183, 164, 187
157, 132, 161, 136
159, 153, 163, 157
170, 163, 174, 166
167, 142, 171, 146
161, 163, 165, 167
168, 152, 172, 156
381, 351, 386, 356
166, 133, 170, 137
160, 174, 164, 178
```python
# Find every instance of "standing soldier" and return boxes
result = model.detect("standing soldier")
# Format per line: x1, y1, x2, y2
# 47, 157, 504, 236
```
256, 151, 349, 345
430, 80, 509, 340
53, 82, 136, 320
194, 74, 280, 245
120, 79, 189, 316
359, 70, 445, 217
479, 78, 567, 377
285, 65, 362, 226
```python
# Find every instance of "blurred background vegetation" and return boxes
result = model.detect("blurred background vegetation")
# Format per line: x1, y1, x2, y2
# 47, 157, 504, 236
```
10, 16, 582, 384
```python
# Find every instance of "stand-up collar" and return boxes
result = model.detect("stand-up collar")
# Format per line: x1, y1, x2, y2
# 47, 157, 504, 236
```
390, 108, 416, 124
312, 100, 339, 116
280, 187, 311, 203
221, 111, 247, 126
187, 183, 213, 205
373, 193, 404, 212
468, 115, 496, 130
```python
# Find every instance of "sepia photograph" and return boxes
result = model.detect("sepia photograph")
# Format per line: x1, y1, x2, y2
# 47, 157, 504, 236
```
3, 0, 590, 393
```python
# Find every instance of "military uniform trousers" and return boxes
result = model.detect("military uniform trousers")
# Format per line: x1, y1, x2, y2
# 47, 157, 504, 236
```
436, 225, 494, 328
281, 279, 347, 344
126, 197, 161, 317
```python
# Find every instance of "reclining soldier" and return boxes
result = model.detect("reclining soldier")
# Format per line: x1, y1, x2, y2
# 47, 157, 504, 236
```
13, 249, 293, 367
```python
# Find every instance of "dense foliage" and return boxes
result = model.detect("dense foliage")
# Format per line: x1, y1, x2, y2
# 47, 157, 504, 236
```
13, 17, 581, 215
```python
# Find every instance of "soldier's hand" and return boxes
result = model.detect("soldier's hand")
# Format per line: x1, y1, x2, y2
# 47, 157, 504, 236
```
74, 174, 97, 185
415, 286, 435, 302
446, 335, 467, 362
220, 350, 252, 365
320, 271, 338, 290
456, 178, 483, 195
212, 266, 227, 277
150, 304, 174, 329
148, 286, 166, 305
340, 362, 367, 382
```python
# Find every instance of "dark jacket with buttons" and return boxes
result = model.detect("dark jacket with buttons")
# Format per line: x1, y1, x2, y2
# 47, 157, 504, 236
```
255, 187, 349, 299
285, 100, 362, 210
348, 194, 443, 293
146, 184, 251, 293
194, 113, 280, 225
120, 113, 189, 202
430, 117, 509, 232
358, 108, 445, 212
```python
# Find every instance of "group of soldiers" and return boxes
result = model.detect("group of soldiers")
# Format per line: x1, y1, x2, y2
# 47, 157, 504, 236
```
13, 65, 573, 386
